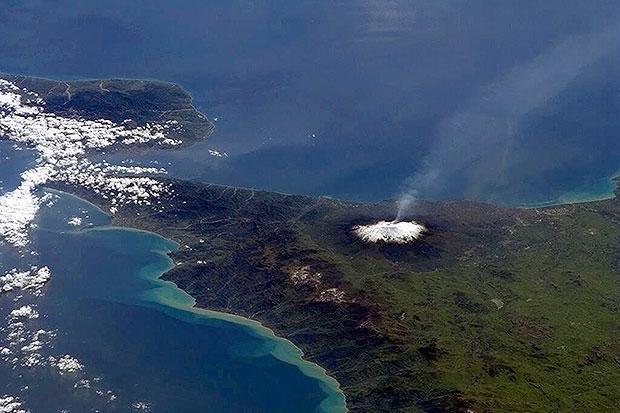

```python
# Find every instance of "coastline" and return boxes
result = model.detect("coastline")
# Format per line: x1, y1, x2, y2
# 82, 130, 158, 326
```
79, 221, 348, 413
516, 173, 619, 208
51, 172, 620, 413
1, 66, 618, 412
38, 170, 620, 412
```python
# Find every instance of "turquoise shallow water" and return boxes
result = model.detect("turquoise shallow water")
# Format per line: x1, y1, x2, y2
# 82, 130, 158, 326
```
2, 3, 620, 406
0, 187, 346, 412
517, 174, 618, 208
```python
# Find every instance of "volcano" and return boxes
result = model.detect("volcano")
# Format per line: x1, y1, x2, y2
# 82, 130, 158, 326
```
353, 220, 425, 244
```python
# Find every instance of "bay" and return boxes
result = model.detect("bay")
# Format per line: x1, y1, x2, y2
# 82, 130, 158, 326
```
0, 185, 346, 412
1, 0, 619, 204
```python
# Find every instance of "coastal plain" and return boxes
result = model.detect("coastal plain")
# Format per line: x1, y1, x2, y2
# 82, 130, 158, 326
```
65, 178, 620, 412
3, 75, 619, 412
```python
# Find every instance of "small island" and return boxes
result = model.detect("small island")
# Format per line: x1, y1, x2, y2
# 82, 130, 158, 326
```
2, 74, 619, 412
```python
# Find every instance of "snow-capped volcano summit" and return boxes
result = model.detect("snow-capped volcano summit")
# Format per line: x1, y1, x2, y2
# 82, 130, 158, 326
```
353, 220, 425, 244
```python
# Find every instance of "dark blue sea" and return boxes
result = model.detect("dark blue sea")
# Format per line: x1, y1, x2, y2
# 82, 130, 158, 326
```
0, 150, 345, 412
2, 0, 619, 204
1, 1, 620, 411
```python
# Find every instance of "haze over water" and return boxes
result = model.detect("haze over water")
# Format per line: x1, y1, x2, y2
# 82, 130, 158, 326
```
2, 2, 620, 411
2, 0, 620, 204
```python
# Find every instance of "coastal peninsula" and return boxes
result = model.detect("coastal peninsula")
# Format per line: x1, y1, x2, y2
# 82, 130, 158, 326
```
2, 74, 619, 412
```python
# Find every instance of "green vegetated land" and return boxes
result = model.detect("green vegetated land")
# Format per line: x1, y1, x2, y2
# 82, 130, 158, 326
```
306, 201, 620, 412
291, 195, 620, 412
1, 73, 213, 148
65, 178, 620, 413
26, 74, 619, 412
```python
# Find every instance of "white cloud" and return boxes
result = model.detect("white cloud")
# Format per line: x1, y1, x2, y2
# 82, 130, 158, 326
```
49, 354, 84, 375
0, 78, 181, 248
67, 216, 82, 226
0, 394, 29, 413
0, 267, 51, 294
132, 401, 152, 412
9, 305, 39, 320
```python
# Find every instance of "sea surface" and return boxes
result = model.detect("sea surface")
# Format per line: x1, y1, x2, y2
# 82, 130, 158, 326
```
2, 2, 620, 412
2, 0, 620, 204
0, 147, 346, 412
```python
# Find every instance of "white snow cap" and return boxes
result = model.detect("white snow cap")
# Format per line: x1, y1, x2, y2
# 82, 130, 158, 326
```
353, 220, 425, 244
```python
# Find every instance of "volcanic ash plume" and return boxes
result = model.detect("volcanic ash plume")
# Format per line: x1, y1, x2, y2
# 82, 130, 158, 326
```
395, 26, 620, 214
395, 189, 420, 222
353, 220, 425, 244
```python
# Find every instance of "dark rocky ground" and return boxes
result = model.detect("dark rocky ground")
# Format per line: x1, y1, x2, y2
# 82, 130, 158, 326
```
15, 74, 619, 412
60, 178, 620, 413
1, 73, 213, 149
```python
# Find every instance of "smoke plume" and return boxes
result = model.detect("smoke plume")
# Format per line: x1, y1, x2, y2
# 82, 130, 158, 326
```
396, 25, 620, 219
